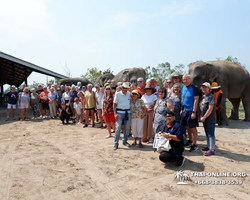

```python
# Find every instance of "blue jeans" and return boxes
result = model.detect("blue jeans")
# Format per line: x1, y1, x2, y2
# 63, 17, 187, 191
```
114, 112, 131, 146
203, 123, 216, 150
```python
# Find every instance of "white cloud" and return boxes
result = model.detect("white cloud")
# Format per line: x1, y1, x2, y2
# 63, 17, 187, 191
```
161, 1, 203, 18
102, 12, 140, 30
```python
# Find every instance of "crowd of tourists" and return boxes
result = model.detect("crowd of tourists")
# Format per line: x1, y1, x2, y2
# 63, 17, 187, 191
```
5, 74, 223, 167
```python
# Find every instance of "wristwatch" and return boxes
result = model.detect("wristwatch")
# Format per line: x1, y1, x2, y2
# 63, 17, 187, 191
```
192, 111, 196, 113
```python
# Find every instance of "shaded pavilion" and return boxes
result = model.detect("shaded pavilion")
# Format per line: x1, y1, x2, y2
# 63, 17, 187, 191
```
0, 51, 68, 105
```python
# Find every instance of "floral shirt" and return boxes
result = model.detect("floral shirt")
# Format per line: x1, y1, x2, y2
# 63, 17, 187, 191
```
103, 94, 114, 114
130, 99, 145, 119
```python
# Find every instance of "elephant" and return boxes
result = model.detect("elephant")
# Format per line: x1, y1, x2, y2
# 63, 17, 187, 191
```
189, 60, 250, 124
57, 77, 92, 87
113, 68, 146, 86
94, 73, 115, 86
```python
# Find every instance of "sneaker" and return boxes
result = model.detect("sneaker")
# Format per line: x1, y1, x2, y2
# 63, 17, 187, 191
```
176, 157, 186, 167
205, 150, 215, 156
83, 124, 88, 128
128, 133, 132, 137
48, 116, 51, 119
123, 142, 131, 147
5, 117, 9, 121
43, 116, 46, 119
40, 115, 43, 118
184, 140, 192, 147
132, 141, 137, 146
148, 137, 154, 143
138, 143, 143, 148
202, 146, 209, 151
92, 123, 95, 127
113, 145, 118, 150
189, 144, 199, 152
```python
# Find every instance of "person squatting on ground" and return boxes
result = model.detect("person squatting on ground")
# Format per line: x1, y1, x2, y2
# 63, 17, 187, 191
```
30, 88, 39, 119
113, 82, 131, 150
130, 90, 146, 148
58, 102, 71, 124
6, 85, 18, 121
159, 110, 185, 167
200, 82, 216, 156
181, 74, 199, 152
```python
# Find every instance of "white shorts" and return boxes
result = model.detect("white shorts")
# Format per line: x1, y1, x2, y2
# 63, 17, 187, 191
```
131, 118, 144, 138
7, 104, 16, 109
20, 103, 29, 109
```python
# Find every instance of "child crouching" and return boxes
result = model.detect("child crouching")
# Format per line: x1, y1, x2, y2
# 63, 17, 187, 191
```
58, 102, 71, 124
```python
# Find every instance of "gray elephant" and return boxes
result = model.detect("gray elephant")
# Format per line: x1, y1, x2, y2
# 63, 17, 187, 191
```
58, 77, 92, 87
94, 73, 115, 86
114, 68, 146, 85
189, 60, 250, 124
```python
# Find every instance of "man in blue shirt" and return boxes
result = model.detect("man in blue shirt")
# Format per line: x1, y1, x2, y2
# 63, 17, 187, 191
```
181, 74, 199, 152
6, 85, 18, 121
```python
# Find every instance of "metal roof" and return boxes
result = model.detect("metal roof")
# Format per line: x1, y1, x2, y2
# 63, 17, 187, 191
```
0, 51, 68, 86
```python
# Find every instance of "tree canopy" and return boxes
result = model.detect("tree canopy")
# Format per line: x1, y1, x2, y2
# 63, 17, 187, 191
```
81, 67, 113, 83
145, 62, 186, 86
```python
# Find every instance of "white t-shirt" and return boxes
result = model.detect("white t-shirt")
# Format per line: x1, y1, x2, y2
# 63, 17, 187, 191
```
63, 92, 70, 101
141, 94, 157, 108
95, 90, 104, 109
114, 91, 131, 112
74, 102, 83, 115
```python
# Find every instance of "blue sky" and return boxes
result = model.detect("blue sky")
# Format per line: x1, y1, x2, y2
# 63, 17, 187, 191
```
1, 0, 250, 87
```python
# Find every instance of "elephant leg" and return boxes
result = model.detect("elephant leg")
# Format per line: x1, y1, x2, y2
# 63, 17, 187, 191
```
242, 98, 250, 121
221, 97, 228, 125
228, 98, 240, 120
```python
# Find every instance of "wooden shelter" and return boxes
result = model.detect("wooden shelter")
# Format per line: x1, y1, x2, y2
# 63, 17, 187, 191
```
0, 51, 68, 105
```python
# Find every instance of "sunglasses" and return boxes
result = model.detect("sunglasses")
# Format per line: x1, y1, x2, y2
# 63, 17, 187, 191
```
165, 115, 173, 118
106, 88, 111, 90
132, 93, 137, 95
173, 77, 180, 79
167, 82, 172, 84
158, 91, 164, 93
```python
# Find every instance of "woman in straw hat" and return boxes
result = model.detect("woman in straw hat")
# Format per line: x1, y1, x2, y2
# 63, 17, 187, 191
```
211, 82, 223, 126
141, 84, 157, 143
130, 90, 146, 148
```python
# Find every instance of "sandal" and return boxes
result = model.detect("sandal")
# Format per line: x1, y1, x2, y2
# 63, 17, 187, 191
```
132, 141, 137, 146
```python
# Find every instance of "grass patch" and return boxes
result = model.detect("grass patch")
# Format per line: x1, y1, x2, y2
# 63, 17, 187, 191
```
226, 99, 245, 118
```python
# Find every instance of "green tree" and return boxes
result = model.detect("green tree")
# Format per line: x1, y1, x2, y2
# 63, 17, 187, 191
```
103, 68, 113, 75
48, 79, 55, 85
28, 81, 44, 90
81, 67, 102, 83
145, 62, 186, 86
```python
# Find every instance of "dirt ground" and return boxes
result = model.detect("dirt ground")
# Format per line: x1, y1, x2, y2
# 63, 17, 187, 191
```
0, 107, 249, 200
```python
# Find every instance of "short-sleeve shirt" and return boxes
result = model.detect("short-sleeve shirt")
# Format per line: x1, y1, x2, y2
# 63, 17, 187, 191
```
141, 94, 157, 108
40, 91, 50, 103
30, 93, 39, 106
130, 99, 145, 119
199, 93, 216, 124
103, 94, 114, 114
56, 94, 62, 105
19, 93, 30, 104
63, 92, 70, 101
182, 84, 199, 111
114, 91, 131, 111
8, 91, 18, 104
162, 121, 184, 150
85, 91, 95, 109
48, 92, 57, 101
69, 91, 78, 103
74, 102, 83, 115
95, 90, 104, 109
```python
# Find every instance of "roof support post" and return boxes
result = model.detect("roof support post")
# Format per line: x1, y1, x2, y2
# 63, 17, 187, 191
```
0, 61, 3, 105
24, 66, 28, 86
12, 62, 16, 86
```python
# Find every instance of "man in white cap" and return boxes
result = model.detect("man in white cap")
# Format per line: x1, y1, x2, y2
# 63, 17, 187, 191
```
113, 82, 131, 150
6, 85, 18, 121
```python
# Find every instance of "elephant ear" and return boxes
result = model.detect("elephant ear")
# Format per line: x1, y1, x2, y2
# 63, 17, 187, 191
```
206, 63, 218, 82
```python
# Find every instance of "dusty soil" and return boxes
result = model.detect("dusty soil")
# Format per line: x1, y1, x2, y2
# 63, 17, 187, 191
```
0, 108, 249, 200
